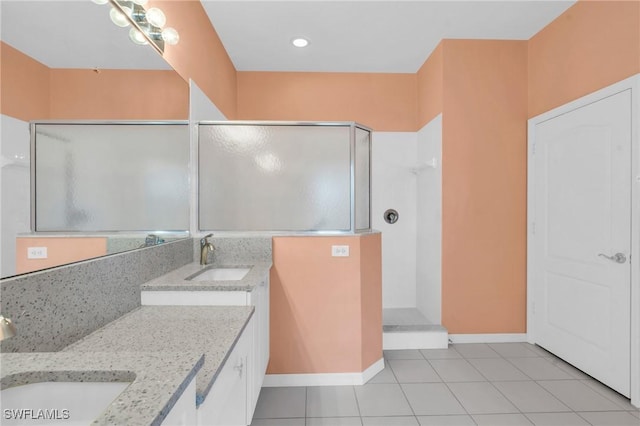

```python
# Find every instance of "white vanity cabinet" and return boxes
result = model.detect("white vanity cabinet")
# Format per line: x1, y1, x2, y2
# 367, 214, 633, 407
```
141, 276, 270, 425
246, 278, 269, 417
198, 317, 254, 426
162, 378, 198, 426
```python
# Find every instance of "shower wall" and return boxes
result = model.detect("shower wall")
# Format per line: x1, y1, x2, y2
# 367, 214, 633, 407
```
371, 132, 417, 308
416, 114, 442, 324
372, 123, 442, 322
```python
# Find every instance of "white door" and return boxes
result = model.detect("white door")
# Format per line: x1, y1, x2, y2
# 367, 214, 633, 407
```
533, 90, 632, 397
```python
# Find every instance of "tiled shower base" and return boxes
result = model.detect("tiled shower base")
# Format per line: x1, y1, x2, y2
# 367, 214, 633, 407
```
383, 308, 448, 350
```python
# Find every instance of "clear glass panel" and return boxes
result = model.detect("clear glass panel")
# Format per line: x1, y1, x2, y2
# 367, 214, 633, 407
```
355, 127, 371, 230
34, 123, 189, 231
199, 124, 351, 231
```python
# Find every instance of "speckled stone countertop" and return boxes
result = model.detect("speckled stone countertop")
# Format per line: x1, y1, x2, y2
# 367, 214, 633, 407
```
64, 305, 254, 403
140, 261, 272, 291
0, 351, 204, 426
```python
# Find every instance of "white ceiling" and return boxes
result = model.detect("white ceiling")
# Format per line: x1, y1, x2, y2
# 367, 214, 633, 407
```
0, 0, 171, 70
201, 0, 576, 73
0, 1, 576, 73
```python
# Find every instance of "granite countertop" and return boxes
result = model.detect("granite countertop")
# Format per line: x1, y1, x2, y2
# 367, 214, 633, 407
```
141, 261, 272, 291
0, 351, 204, 426
63, 305, 254, 404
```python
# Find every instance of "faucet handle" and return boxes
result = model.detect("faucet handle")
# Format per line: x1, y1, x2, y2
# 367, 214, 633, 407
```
200, 233, 213, 245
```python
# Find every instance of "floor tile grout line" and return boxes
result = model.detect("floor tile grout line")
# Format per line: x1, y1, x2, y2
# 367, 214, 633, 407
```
534, 380, 635, 414
502, 354, 550, 382
578, 378, 638, 411
489, 378, 578, 418
386, 355, 422, 420
574, 410, 597, 426
351, 384, 363, 419
491, 378, 573, 415
423, 357, 474, 419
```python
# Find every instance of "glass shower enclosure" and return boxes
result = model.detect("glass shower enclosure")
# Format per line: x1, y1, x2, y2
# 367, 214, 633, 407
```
198, 121, 371, 233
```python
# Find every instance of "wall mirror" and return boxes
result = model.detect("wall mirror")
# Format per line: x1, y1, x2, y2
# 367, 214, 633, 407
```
0, 0, 190, 279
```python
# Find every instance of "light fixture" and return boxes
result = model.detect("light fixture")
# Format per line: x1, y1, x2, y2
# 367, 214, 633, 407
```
145, 7, 166, 28
94, 0, 180, 54
161, 27, 180, 46
109, 5, 131, 27
292, 37, 309, 48
129, 27, 149, 45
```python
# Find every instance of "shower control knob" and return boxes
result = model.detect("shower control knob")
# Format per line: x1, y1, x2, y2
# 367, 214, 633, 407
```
384, 209, 399, 224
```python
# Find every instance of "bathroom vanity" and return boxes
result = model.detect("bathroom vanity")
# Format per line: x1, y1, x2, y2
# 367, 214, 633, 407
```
0, 351, 204, 425
0, 237, 272, 426
140, 261, 272, 425
63, 305, 256, 426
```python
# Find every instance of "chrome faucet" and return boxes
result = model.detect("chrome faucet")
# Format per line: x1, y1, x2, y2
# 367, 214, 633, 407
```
0, 315, 17, 341
200, 234, 215, 265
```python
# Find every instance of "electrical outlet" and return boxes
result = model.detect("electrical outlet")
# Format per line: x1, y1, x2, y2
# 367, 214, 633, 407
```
331, 245, 349, 257
27, 247, 48, 259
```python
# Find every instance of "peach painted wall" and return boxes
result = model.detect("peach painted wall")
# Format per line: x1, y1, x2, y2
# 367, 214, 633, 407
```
528, 0, 640, 117
1, 43, 188, 121
360, 232, 382, 369
439, 40, 528, 334
417, 42, 443, 128
15, 237, 107, 274
147, 0, 237, 118
49, 69, 188, 120
237, 72, 417, 131
269, 234, 382, 374
1, 42, 50, 121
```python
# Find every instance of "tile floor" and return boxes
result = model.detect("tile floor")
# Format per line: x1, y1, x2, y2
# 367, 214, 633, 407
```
250, 343, 639, 426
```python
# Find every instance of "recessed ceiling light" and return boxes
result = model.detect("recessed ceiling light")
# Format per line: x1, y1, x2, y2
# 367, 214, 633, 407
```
292, 37, 309, 48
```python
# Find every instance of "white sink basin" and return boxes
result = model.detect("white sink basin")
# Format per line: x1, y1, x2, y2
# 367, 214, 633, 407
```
0, 381, 130, 425
187, 267, 251, 281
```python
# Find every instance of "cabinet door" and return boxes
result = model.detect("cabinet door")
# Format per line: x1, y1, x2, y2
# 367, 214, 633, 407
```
198, 317, 253, 426
247, 278, 270, 419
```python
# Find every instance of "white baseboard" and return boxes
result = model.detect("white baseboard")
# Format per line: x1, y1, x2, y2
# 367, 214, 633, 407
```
383, 331, 448, 350
262, 358, 384, 387
449, 333, 527, 343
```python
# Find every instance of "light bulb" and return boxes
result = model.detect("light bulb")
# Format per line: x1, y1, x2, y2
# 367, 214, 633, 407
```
161, 27, 179, 45
132, 0, 148, 5
145, 8, 166, 28
91, 0, 109, 5
129, 28, 149, 45
109, 6, 131, 27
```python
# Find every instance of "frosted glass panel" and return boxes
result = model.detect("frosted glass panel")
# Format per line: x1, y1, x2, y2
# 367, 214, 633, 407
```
199, 125, 351, 231
355, 127, 371, 230
34, 123, 189, 231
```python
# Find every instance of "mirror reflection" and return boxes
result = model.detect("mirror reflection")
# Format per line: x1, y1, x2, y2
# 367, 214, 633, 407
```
0, 0, 190, 279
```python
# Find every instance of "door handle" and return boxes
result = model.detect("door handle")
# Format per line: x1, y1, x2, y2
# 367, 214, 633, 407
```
598, 253, 627, 264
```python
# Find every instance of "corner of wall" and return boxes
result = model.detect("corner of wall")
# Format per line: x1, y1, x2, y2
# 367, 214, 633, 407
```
416, 41, 444, 130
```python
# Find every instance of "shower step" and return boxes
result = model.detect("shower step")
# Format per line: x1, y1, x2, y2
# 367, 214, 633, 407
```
382, 308, 448, 349
383, 324, 448, 350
